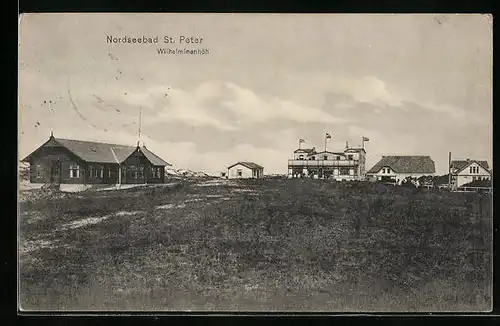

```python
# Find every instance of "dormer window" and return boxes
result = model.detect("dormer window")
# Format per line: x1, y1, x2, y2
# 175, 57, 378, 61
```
324, 155, 328, 160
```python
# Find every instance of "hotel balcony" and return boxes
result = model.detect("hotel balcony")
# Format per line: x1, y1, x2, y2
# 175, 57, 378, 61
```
287, 159, 359, 167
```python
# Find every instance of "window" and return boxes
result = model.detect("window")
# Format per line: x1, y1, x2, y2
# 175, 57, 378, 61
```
69, 165, 80, 178
88, 165, 93, 177
157, 168, 161, 178
470, 166, 480, 174
339, 167, 349, 175
336, 156, 341, 160
237, 169, 242, 177
348, 155, 353, 160
99, 167, 103, 178
35, 164, 43, 178
310, 156, 315, 160
299, 155, 304, 160
324, 155, 328, 160
138, 166, 144, 178
94, 166, 100, 177
108, 169, 111, 178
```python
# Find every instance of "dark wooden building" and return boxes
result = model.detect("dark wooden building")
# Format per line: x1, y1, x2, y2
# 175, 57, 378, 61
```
21, 134, 170, 185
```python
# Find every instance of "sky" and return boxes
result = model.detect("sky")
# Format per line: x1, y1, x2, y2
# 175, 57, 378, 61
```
18, 14, 492, 175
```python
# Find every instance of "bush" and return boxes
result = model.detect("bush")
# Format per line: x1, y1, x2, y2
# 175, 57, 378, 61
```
460, 179, 491, 188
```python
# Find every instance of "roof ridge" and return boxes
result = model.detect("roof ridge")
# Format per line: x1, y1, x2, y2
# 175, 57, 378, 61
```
367, 155, 435, 174
109, 147, 121, 164
55, 137, 135, 148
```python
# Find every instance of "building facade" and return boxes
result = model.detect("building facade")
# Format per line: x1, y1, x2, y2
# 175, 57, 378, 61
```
366, 155, 435, 183
287, 146, 367, 180
450, 159, 491, 188
227, 162, 264, 179
21, 134, 170, 185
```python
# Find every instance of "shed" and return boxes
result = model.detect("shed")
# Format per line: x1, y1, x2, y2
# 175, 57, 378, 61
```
227, 162, 264, 179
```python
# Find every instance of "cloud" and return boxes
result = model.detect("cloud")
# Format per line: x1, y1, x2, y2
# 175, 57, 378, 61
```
57, 79, 346, 133
416, 101, 467, 118
286, 72, 480, 123
330, 75, 404, 107
219, 82, 345, 124
282, 72, 404, 108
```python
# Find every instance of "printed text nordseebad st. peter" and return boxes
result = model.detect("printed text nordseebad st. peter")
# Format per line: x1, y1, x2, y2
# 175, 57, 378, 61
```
107, 35, 204, 44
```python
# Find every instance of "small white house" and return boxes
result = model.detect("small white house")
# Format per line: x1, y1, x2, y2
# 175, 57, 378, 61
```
227, 162, 264, 179
450, 159, 491, 187
366, 155, 435, 184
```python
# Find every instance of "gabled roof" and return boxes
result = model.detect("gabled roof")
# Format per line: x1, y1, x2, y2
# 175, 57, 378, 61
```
22, 137, 170, 166
141, 146, 171, 166
450, 160, 489, 173
367, 156, 435, 174
228, 161, 264, 170
54, 138, 135, 163
345, 147, 366, 153
294, 148, 316, 154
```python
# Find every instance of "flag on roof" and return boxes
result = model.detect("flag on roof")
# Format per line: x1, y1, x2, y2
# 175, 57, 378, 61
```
362, 136, 370, 141
299, 138, 305, 143
326, 133, 332, 139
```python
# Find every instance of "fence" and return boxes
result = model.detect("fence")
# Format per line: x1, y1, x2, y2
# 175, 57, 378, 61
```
420, 184, 492, 193
453, 186, 492, 193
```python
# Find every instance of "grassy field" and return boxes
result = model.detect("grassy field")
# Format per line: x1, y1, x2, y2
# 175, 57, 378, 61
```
18, 178, 493, 312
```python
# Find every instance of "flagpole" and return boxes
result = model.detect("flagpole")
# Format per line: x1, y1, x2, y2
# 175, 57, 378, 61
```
324, 137, 327, 153
138, 107, 142, 146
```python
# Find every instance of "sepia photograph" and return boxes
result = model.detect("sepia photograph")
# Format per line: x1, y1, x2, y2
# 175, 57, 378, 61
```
17, 13, 493, 312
